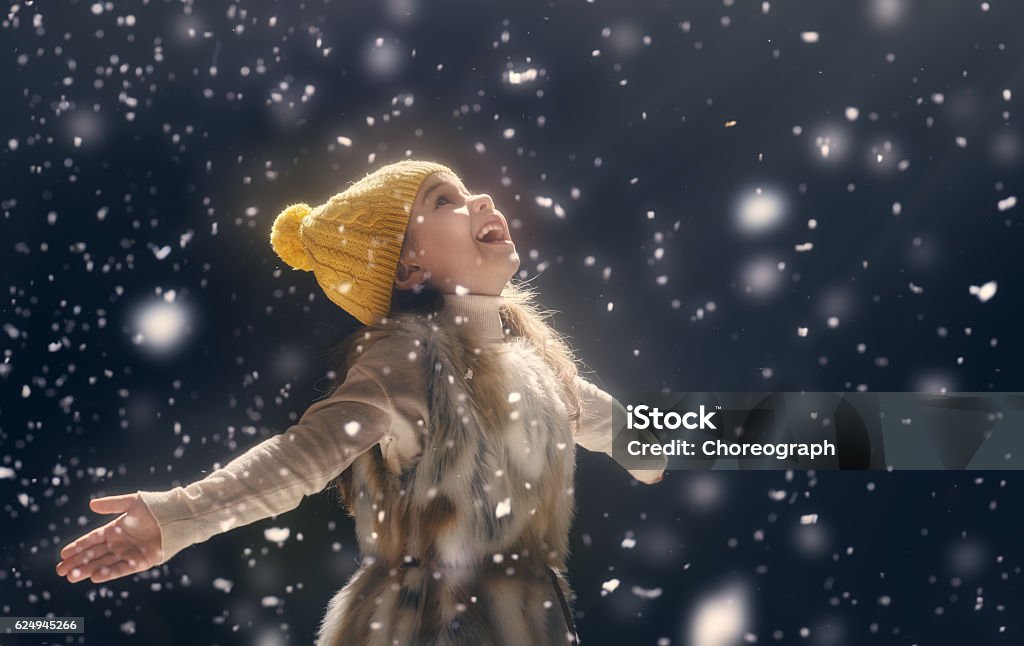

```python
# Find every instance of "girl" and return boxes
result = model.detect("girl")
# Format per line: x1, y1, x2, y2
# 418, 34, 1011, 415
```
55, 159, 666, 645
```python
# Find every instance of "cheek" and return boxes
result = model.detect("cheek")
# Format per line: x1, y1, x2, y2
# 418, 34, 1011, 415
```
407, 216, 481, 268
409, 230, 446, 260
425, 237, 477, 260
404, 220, 430, 255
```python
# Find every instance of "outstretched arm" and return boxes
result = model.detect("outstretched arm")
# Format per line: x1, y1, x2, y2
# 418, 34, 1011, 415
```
573, 375, 667, 484
56, 346, 401, 584
136, 363, 392, 563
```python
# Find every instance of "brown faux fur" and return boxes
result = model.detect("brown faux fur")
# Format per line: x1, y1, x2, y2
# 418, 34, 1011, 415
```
318, 311, 582, 645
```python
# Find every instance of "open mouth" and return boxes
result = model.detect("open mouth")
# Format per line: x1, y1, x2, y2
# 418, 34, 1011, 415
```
475, 218, 513, 244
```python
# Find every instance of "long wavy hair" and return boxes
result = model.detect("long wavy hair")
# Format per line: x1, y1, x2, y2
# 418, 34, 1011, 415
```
320, 242, 585, 508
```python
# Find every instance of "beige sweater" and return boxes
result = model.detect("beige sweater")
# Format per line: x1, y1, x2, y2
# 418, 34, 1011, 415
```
138, 294, 666, 563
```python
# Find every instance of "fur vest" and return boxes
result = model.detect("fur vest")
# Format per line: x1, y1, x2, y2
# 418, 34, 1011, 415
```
317, 311, 582, 645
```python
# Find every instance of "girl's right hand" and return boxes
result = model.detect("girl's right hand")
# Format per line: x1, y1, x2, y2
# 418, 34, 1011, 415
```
55, 492, 163, 584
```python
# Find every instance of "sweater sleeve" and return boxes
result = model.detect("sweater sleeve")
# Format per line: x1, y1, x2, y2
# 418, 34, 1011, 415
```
573, 375, 667, 484
136, 358, 394, 564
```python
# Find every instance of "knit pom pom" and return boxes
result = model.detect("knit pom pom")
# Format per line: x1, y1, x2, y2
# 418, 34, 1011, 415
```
270, 203, 314, 271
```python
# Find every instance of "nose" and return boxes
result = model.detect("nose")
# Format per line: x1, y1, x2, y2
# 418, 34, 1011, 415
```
467, 193, 495, 213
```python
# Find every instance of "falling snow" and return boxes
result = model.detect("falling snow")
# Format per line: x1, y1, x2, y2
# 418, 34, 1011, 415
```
5, 1, 1022, 644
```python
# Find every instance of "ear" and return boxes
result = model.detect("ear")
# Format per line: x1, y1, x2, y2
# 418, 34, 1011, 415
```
394, 254, 427, 291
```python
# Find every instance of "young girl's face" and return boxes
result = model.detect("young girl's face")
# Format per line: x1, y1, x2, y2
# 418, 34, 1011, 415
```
395, 171, 520, 295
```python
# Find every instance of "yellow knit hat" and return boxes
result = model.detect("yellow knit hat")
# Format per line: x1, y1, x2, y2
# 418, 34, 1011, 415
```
270, 159, 458, 325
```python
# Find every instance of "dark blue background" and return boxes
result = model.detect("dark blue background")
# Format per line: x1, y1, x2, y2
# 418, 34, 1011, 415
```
3, 0, 1023, 644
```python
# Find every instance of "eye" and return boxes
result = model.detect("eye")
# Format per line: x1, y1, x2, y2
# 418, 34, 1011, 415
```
434, 193, 452, 208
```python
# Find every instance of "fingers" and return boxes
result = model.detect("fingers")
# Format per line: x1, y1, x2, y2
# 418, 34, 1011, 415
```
59, 548, 116, 583
57, 544, 106, 575
80, 553, 122, 583
56, 544, 113, 579
90, 558, 142, 584
59, 496, 134, 560
59, 551, 119, 584
89, 493, 136, 515
57, 543, 152, 584
59, 528, 104, 560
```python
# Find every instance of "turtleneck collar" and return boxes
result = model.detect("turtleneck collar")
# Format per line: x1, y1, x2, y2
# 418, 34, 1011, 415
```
434, 292, 507, 342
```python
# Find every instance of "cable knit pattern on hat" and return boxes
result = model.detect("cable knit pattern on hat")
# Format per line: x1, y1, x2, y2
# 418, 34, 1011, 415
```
269, 160, 457, 325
